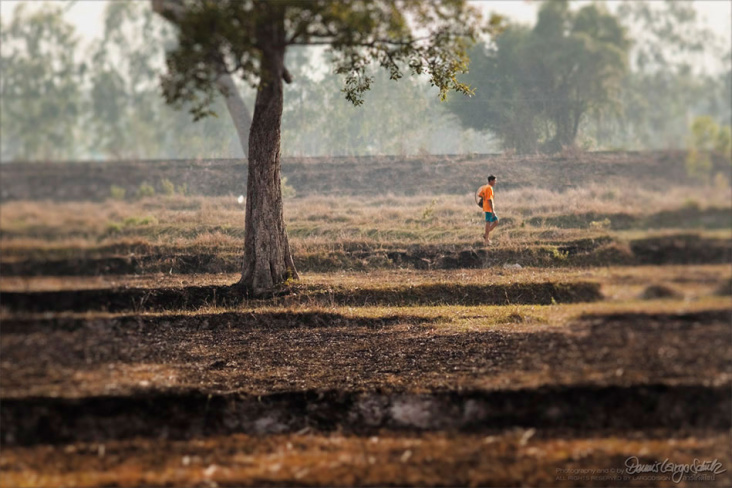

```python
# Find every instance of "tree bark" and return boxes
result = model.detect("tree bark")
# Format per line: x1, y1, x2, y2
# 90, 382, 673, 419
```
154, 0, 298, 294
237, 11, 298, 295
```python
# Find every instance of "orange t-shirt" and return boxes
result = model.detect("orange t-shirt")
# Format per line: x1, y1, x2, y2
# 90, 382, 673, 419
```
478, 185, 494, 212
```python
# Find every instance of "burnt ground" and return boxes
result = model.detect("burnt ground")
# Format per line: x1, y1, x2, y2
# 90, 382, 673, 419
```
2, 151, 730, 202
2, 308, 730, 436
2, 232, 730, 277
0, 234, 732, 276
1, 264, 730, 486
1, 304, 731, 486
0, 281, 602, 313
2, 153, 731, 486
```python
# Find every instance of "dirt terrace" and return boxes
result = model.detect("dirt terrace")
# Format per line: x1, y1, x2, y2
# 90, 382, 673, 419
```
2, 308, 730, 446
2, 232, 730, 277
0, 281, 602, 313
3, 384, 729, 447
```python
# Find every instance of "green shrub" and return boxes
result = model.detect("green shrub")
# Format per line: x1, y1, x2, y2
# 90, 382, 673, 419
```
177, 182, 188, 196
682, 198, 700, 210
160, 178, 176, 196
715, 125, 731, 161
713, 172, 729, 190
123, 215, 158, 226
690, 116, 718, 150
421, 198, 438, 222
105, 222, 123, 234
685, 148, 712, 183
105, 215, 157, 236
110, 185, 126, 200
547, 246, 568, 261
135, 182, 155, 199
281, 177, 296, 199
686, 116, 720, 182
589, 218, 611, 230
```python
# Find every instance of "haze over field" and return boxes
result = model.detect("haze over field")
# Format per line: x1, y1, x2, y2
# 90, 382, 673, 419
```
1, 0, 730, 160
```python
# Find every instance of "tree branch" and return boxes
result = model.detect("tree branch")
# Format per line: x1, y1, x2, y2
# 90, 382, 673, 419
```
152, 0, 292, 83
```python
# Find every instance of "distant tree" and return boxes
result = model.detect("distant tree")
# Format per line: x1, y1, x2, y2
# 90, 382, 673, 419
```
0, 4, 85, 160
89, 1, 171, 158
616, 0, 711, 73
446, 25, 539, 153
532, 2, 629, 152
612, 0, 730, 149
279, 45, 497, 157
284, 65, 450, 156
684, 115, 732, 182
447, 0, 628, 154
152, 0, 255, 156
153, 0, 497, 295
89, 2, 243, 159
689, 116, 719, 152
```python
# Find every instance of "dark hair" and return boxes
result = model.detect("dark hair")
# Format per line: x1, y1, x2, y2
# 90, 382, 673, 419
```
487, 175, 496, 182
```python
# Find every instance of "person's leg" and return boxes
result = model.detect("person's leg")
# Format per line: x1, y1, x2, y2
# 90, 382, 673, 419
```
485, 218, 498, 242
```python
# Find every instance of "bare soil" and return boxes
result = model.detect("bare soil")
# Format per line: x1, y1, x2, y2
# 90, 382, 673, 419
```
2, 308, 729, 443
1, 272, 730, 487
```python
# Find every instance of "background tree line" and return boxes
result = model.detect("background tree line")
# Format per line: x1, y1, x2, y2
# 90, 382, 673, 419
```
1, 0, 730, 161
447, 0, 731, 154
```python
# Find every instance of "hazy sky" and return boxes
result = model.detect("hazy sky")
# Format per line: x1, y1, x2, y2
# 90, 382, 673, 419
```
2, 0, 730, 52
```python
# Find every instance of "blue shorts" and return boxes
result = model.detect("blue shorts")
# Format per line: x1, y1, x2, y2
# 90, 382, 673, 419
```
485, 212, 498, 223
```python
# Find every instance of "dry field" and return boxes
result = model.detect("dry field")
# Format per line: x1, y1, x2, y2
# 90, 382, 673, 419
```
1, 182, 730, 273
1, 167, 731, 487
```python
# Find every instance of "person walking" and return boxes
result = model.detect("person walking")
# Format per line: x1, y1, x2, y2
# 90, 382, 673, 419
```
477, 175, 499, 244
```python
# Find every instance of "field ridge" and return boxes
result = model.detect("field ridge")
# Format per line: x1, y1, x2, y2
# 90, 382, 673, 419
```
3, 383, 729, 447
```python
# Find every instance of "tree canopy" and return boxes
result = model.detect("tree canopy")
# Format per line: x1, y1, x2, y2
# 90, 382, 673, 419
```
155, 0, 499, 119
1, 0, 728, 160
447, 0, 629, 153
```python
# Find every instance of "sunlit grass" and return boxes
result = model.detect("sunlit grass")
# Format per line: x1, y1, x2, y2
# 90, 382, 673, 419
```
1, 181, 730, 252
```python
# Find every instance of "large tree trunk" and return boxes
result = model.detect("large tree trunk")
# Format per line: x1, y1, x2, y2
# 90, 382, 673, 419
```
237, 13, 298, 295
154, 0, 297, 294
215, 73, 251, 156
